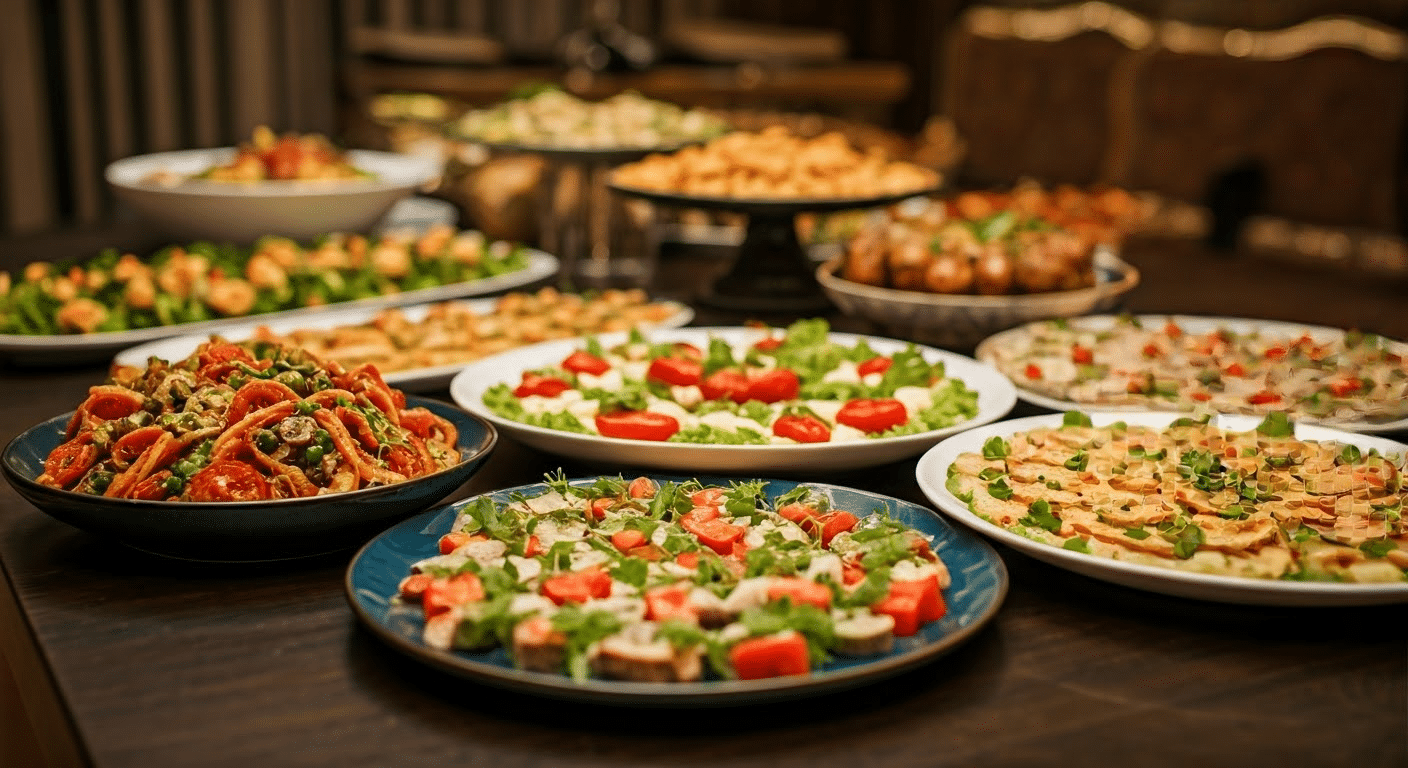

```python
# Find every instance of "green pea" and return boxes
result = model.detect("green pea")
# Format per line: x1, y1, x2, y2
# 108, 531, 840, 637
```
255, 430, 278, 453
163, 475, 185, 494
304, 445, 325, 464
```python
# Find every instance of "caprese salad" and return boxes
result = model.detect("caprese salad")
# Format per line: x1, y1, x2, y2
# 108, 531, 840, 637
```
482, 320, 981, 445
394, 474, 951, 682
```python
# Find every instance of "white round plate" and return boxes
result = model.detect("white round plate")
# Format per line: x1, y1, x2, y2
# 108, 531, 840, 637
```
915, 410, 1408, 606
113, 297, 694, 393
449, 327, 1017, 473
0, 249, 558, 366
974, 314, 1408, 434
106, 147, 441, 243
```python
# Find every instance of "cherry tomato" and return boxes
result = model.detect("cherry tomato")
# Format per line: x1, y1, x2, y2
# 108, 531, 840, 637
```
1070, 345, 1093, 364
42, 435, 98, 487
225, 380, 301, 424
856, 357, 892, 377
772, 414, 831, 443
753, 337, 784, 352
745, 369, 800, 403
700, 370, 750, 403
111, 425, 167, 465
513, 372, 572, 398
127, 470, 174, 501
561, 351, 610, 376
647, 357, 703, 387
627, 476, 657, 499
595, 410, 680, 441
835, 398, 909, 433
185, 460, 273, 502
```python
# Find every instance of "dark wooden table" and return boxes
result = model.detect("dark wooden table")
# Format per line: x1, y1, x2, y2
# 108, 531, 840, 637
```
2, 238, 1406, 768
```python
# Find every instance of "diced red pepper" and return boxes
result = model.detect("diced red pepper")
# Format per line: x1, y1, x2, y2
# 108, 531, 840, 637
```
1190, 392, 1212, 402
1071, 344, 1093, 364
1024, 363, 1042, 380
842, 565, 867, 586
1247, 390, 1282, 405
1224, 362, 1246, 377
1142, 343, 1162, 358
729, 632, 810, 680
1328, 378, 1362, 397
1264, 346, 1287, 360
753, 337, 784, 352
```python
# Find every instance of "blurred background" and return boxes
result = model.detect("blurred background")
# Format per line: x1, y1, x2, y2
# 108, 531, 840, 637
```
2, 0, 1407, 277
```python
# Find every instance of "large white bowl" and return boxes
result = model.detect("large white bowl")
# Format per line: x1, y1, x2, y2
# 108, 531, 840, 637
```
106, 147, 442, 243
816, 247, 1140, 351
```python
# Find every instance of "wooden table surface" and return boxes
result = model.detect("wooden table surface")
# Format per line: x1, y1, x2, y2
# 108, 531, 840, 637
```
2, 238, 1406, 768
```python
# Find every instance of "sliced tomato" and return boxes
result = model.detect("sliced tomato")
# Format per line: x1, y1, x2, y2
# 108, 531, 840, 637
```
777, 502, 821, 526
596, 411, 679, 441
644, 585, 696, 623
857, 356, 893, 377
626, 544, 665, 561
730, 632, 810, 679
513, 372, 572, 398
422, 572, 484, 617
1070, 344, 1093, 364
128, 470, 174, 501
524, 534, 543, 558
588, 497, 614, 521
835, 398, 908, 434
561, 350, 611, 376
818, 510, 859, 547
675, 551, 700, 569
185, 460, 273, 502
610, 529, 648, 552
438, 531, 485, 555
647, 356, 703, 387
682, 506, 720, 525
684, 517, 745, 555
226, 379, 302, 424
766, 578, 832, 610
690, 487, 726, 507
42, 434, 98, 487
1328, 378, 1363, 397
772, 414, 830, 443
398, 573, 434, 600
540, 568, 613, 605
752, 337, 784, 353
627, 476, 657, 499
745, 369, 800, 403
700, 370, 750, 403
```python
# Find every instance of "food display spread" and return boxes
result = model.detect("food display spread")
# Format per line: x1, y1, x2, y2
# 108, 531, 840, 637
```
945, 412, 1407, 582
980, 316, 1408, 425
838, 186, 1142, 296
483, 320, 980, 445
0, 224, 528, 335
244, 288, 684, 375
146, 126, 370, 183
452, 87, 728, 149
611, 126, 937, 200
39, 340, 461, 500
393, 475, 951, 681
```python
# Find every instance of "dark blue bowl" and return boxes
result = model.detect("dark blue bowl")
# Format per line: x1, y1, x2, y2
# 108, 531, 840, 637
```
1, 395, 497, 562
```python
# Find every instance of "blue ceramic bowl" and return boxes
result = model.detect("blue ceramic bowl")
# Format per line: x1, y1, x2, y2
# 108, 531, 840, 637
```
346, 476, 1008, 705
2, 396, 497, 561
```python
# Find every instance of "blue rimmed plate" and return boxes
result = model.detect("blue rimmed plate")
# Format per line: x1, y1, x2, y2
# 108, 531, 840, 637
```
345, 476, 1008, 705
1, 396, 497, 562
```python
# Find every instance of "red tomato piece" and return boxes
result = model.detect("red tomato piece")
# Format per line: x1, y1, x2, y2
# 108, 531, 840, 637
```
587, 497, 613, 521
561, 351, 610, 376
842, 565, 868, 586
398, 573, 434, 600
422, 572, 485, 617
857, 356, 893, 377
777, 503, 821, 526
684, 517, 745, 555
540, 568, 613, 606
1224, 362, 1247, 377
626, 544, 665, 561
1190, 392, 1212, 402
753, 337, 784, 352
1142, 343, 1162, 358
682, 505, 720, 525
1070, 344, 1093, 364
766, 578, 832, 610
675, 551, 700, 568
772, 414, 831, 443
610, 529, 648, 552
1024, 363, 1042, 380
595, 411, 680, 441
127, 470, 174, 501
1247, 390, 1282, 405
835, 398, 909, 434
1164, 321, 1183, 339
627, 476, 657, 499
513, 372, 572, 399
438, 531, 484, 555
745, 369, 801, 403
700, 370, 751, 403
185, 460, 273, 502
1328, 378, 1363, 397
110, 425, 166, 465
691, 487, 726, 507
730, 632, 810, 680
1264, 346, 1287, 360
818, 510, 859, 547
225, 379, 301, 424
647, 357, 703, 387
42, 434, 98, 487
524, 534, 543, 558
644, 585, 696, 623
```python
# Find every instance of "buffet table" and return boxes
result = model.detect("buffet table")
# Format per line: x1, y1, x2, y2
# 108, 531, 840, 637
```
2, 238, 1405, 768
